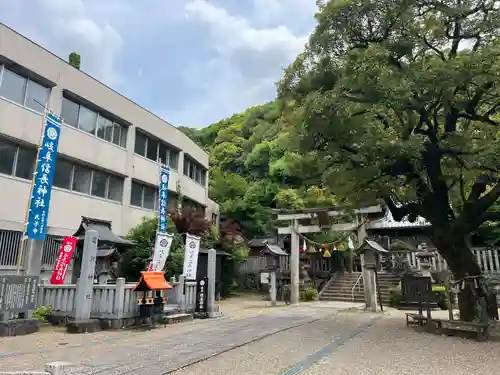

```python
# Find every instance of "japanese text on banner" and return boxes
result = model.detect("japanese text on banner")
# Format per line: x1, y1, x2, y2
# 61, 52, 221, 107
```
158, 166, 170, 234
182, 233, 201, 280
50, 236, 77, 285
151, 233, 174, 271
26, 113, 62, 240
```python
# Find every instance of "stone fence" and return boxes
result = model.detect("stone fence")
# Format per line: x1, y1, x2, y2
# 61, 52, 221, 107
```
390, 247, 500, 275
37, 278, 198, 322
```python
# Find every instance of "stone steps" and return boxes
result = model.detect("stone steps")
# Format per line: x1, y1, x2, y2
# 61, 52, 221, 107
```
320, 272, 399, 304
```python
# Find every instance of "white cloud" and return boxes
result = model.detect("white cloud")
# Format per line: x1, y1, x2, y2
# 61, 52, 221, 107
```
1, 0, 317, 128
185, 0, 306, 58
174, 0, 312, 127
1, 0, 124, 86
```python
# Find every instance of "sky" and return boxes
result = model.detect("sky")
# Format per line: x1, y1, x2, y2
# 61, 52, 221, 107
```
0, 0, 318, 128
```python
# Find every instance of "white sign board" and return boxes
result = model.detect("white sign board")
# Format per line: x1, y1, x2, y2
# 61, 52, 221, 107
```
151, 232, 174, 272
260, 272, 269, 284
182, 233, 201, 280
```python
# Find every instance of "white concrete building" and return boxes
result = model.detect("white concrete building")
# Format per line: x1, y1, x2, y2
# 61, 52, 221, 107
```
0, 24, 218, 276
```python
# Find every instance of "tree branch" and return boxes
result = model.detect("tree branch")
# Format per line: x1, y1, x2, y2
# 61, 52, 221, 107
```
383, 196, 421, 222
480, 211, 500, 223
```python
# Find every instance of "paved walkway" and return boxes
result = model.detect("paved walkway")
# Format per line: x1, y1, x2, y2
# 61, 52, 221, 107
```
1, 298, 500, 375
0, 298, 360, 374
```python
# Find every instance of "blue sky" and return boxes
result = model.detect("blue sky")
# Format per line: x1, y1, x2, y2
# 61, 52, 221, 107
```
0, 0, 318, 128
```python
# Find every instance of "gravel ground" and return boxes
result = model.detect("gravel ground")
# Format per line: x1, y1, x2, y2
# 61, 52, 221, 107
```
301, 312, 500, 375
169, 312, 376, 375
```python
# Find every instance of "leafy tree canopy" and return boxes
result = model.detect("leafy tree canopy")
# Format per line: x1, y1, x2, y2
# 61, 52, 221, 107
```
278, 0, 500, 320
180, 102, 337, 238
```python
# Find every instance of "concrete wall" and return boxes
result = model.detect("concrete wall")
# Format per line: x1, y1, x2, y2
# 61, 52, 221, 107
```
0, 24, 217, 237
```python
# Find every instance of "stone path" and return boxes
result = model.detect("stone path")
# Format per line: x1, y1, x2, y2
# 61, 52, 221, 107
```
0, 300, 360, 374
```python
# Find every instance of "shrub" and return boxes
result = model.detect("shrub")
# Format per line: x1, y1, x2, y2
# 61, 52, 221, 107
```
389, 287, 402, 308
300, 288, 318, 301
435, 291, 449, 310
33, 305, 52, 322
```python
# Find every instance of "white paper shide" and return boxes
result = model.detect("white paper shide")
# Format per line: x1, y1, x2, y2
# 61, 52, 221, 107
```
182, 233, 201, 280
151, 233, 174, 272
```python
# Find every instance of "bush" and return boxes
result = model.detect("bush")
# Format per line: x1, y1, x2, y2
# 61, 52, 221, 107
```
389, 287, 402, 307
431, 285, 449, 310
435, 291, 449, 310
300, 288, 318, 301
33, 305, 52, 322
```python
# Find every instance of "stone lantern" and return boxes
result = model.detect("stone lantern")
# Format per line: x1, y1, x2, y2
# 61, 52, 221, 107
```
416, 250, 435, 279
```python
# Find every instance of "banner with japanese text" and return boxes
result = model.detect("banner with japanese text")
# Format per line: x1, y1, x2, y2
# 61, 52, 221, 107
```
182, 233, 201, 280
150, 233, 174, 271
26, 113, 62, 240
50, 236, 77, 284
158, 166, 170, 234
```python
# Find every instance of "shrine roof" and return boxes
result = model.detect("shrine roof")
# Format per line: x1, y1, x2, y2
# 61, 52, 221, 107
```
72, 216, 134, 247
134, 271, 172, 291
368, 209, 430, 230
260, 243, 288, 257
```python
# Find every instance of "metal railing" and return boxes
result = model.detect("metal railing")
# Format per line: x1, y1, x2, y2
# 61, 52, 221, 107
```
351, 273, 363, 301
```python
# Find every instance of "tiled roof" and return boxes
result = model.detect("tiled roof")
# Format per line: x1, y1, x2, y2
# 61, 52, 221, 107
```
368, 209, 430, 229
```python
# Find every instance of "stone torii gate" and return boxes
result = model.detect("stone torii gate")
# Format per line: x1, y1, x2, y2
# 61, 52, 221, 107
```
274, 205, 383, 305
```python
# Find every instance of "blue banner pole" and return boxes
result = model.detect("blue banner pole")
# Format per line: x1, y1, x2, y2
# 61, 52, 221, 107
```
158, 163, 171, 234
16, 108, 47, 274
17, 109, 62, 273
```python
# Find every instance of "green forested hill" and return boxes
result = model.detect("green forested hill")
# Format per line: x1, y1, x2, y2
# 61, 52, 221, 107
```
178, 101, 337, 237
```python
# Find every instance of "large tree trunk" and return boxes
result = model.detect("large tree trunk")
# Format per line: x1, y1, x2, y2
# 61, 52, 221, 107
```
431, 233, 494, 322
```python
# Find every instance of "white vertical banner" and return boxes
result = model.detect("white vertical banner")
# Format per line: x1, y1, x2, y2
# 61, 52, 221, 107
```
182, 233, 201, 280
348, 236, 355, 250
151, 233, 174, 272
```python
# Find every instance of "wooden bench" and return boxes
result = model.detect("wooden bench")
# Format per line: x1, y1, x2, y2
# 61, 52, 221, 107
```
406, 313, 428, 327
434, 319, 490, 341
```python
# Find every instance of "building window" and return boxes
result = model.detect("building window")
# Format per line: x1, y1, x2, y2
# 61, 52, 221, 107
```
130, 180, 159, 210
0, 66, 49, 111
0, 138, 37, 181
133, 129, 179, 169
183, 156, 207, 185
53, 157, 124, 202
60, 96, 128, 148
15, 147, 37, 180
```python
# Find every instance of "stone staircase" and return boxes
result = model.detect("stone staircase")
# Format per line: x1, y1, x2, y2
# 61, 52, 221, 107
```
319, 272, 400, 305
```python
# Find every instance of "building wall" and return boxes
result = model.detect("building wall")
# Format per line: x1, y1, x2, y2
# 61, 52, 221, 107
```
0, 24, 218, 273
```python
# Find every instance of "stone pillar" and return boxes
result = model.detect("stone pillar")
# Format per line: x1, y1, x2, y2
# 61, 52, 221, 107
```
74, 230, 98, 321
290, 219, 300, 305
46, 361, 69, 375
362, 252, 378, 312
207, 249, 217, 317
270, 271, 277, 306
25, 239, 44, 276
177, 275, 186, 313
356, 215, 367, 244
114, 278, 125, 319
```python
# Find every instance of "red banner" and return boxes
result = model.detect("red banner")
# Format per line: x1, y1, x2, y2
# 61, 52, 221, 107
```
50, 236, 77, 284
146, 247, 154, 271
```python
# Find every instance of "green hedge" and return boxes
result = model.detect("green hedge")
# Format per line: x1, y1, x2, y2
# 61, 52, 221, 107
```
300, 288, 319, 301
388, 285, 449, 310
